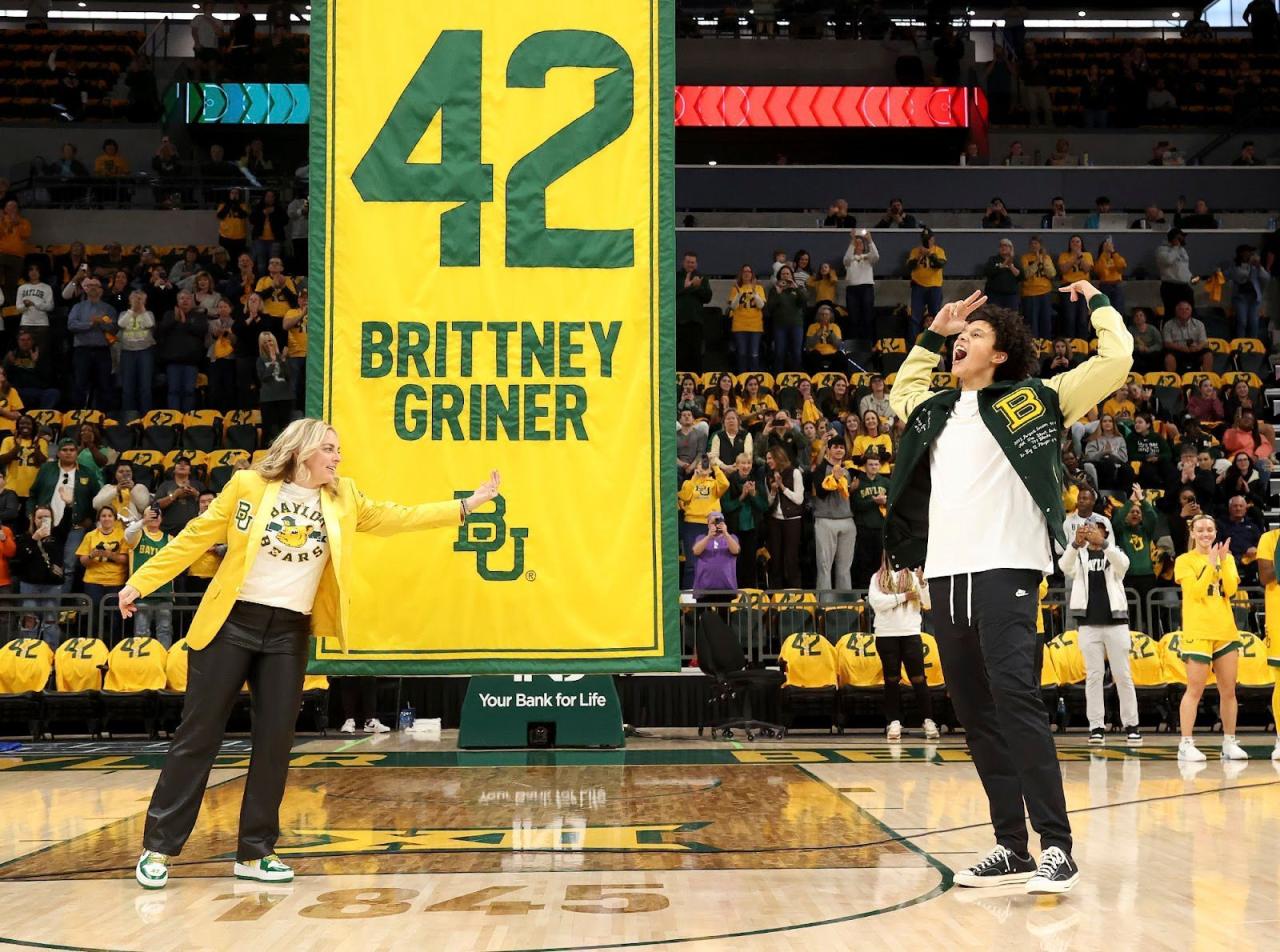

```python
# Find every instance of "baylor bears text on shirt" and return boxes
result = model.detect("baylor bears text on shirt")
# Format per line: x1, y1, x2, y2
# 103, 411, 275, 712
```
238, 482, 331, 615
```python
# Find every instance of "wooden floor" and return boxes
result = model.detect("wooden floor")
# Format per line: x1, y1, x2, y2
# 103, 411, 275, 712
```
1, 730, 1278, 951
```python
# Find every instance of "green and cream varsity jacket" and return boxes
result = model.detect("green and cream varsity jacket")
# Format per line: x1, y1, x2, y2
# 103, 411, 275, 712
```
884, 295, 1133, 571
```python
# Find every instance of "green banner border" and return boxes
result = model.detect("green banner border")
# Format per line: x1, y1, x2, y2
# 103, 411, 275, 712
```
306, 1, 677, 675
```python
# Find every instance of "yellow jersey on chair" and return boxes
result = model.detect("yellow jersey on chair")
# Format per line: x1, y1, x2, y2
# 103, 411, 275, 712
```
834, 632, 884, 687
778, 633, 838, 689
105, 637, 168, 692
0, 638, 54, 693
126, 470, 463, 653
54, 637, 109, 692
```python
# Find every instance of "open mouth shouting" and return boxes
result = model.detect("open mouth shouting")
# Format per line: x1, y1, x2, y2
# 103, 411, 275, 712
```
952, 340, 969, 369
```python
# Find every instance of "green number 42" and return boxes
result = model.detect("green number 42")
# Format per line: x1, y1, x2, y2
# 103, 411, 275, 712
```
351, 29, 636, 270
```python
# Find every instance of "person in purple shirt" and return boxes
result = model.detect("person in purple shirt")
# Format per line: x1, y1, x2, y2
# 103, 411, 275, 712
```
66, 275, 117, 409
691, 510, 740, 607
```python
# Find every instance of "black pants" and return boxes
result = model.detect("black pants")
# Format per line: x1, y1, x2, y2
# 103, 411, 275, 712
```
676, 321, 703, 374
339, 676, 378, 724
878, 634, 932, 723
851, 526, 883, 589
1159, 280, 1194, 319
261, 399, 294, 444
929, 570, 1073, 855
143, 600, 310, 861
766, 517, 802, 588
734, 526, 758, 588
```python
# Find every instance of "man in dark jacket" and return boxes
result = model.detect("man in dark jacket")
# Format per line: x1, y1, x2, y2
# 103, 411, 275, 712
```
28, 438, 102, 592
158, 291, 209, 413
676, 252, 712, 373
885, 279, 1132, 894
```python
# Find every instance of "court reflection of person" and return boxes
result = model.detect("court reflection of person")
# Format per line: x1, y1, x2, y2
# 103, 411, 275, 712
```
120, 417, 502, 889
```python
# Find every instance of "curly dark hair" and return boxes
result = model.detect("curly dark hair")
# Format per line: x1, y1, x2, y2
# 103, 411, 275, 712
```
966, 305, 1040, 381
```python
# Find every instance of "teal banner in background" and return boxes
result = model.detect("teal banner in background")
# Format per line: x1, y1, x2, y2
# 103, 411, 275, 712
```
169, 82, 311, 124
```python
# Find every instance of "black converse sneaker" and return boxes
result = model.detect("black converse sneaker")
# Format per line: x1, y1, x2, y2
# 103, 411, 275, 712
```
953, 844, 1038, 887
1088, 727, 1105, 745
1125, 725, 1142, 745
1025, 846, 1081, 894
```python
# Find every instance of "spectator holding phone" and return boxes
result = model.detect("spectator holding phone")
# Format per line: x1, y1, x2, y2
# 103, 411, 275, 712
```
690, 510, 740, 604
13, 505, 68, 647
906, 228, 946, 339
155, 456, 204, 537
1093, 237, 1128, 318
1019, 236, 1057, 340
678, 455, 729, 589
76, 505, 129, 638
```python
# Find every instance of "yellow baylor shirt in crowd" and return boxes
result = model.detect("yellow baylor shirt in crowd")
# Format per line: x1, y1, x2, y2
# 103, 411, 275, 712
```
76, 525, 130, 586
55, 637, 108, 691
1048, 631, 1087, 685
779, 633, 838, 689
0, 638, 54, 692
835, 632, 883, 687
105, 636, 168, 692
1127, 631, 1166, 687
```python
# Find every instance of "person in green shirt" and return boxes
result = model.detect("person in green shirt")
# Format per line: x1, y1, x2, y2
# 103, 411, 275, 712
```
721, 452, 769, 588
852, 449, 891, 588
1110, 484, 1159, 631
124, 504, 173, 646
676, 252, 713, 374
1124, 412, 1172, 488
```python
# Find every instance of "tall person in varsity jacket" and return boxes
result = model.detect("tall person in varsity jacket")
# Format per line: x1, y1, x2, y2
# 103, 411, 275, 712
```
885, 280, 1132, 895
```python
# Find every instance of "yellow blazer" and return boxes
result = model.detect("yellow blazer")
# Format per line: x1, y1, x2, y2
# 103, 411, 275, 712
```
126, 470, 460, 651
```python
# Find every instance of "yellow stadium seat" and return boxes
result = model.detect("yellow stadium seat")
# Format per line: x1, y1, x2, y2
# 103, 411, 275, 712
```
812, 371, 848, 389
874, 337, 907, 354
1048, 631, 1086, 686
930, 372, 956, 389
1180, 371, 1219, 389
225, 409, 263, 426
1126, 631, 1166, 687
778, 632, 839, 689
1144, 371, 1182, 388
834, 632, 883, 687
0, 638, 55, 694
884, 373, 896, 387
302, 674, 330, 691
26, 408, 62, 431
898, 632, 946, 687
54, 637, 108, 692
140, 409, 183, 429
1205, 337, 1230, 354
699, 371, 720, 391
1038, 338, 1053, 356
775, 372, 810, 389
1230, 338, 1265, 354
1157, 631, 1216, 686
104, 636, 168, 692
735, 371, 775, 391
183, 410, 222, 429
1125, 372, 1145, 387
205, 448, 251, 469
163, 450, 205, 470
847, 372, 871, 388
60, 409, 104, 430
119, 449, 167, 472
251, 450, 269, 465
164, 638, 192, 692
1219, 371, 1262, 391
1237, 631, 1272, 688
1069, 338, 1089, 356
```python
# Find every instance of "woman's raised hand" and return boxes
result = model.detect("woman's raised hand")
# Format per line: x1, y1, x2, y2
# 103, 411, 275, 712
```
929, 290, 987, 337
468, 470, 502, 508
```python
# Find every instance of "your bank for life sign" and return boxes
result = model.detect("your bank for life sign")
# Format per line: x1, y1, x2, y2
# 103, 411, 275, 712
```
458, 676, 625, 747
308, 0, 676, 674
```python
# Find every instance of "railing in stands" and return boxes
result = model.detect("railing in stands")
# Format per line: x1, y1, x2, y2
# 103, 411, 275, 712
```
138, 15, 171, 61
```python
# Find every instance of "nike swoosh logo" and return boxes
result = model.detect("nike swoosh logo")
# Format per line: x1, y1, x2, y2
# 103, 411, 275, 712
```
1015, 589, 1029, 597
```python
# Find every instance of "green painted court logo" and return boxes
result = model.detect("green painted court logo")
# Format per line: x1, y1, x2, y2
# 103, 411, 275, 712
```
453, 492, 529, 581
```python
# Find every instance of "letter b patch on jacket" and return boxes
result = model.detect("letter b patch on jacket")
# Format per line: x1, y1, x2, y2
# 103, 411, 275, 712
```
992, 387, 1045, 432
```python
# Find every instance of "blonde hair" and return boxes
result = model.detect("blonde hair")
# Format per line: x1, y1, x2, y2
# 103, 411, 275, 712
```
253, 417, 338, 493
1187, 512, 1216, 551
258, 331, 278, 357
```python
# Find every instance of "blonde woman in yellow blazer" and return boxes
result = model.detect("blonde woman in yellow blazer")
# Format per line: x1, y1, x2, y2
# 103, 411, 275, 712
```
122, 418, 499, 890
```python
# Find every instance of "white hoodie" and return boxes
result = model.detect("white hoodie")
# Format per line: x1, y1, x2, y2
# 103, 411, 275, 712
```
868, 569, 930, 637
842, 237, 880, 287
15, 282, 54, 326
1058, 537, 1130, 620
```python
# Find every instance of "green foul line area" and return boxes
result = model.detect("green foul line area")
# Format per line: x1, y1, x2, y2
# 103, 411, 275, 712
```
2, 745, 1275, 772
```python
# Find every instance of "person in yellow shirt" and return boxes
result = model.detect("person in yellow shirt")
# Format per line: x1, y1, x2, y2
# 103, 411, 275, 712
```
1057, 236, 1095, 340
906, 228, 946, 339
807, 261, 839, 308
1174, 514, 1247, 763
253, 257, 298, 320
803, 303, 845, 374
1101, 386, 1136, 421
727, 265, 767, 372
184, 491, 227, 595
0, 368, 24, 434
1092, 236, 1127, 318
93, 138, 130, 177
76, 506, 130, 643
216, 187, 251, 260
1254, 527, 1280, 762
852, 409, 894, 472
678, 459, 729, 588
282, 287, 308, 407
0, 415, 47, 497
1019, 236, 1057, 340
734, 375, 778, 431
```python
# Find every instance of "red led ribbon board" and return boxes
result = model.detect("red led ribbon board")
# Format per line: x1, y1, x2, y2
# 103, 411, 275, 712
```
674, 85, 986, 128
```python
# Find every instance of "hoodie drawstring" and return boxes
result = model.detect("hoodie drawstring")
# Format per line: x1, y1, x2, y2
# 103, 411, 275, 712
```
948, 574, 973, 626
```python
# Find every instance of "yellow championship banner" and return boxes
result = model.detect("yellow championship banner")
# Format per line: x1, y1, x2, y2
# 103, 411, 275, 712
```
308, 0, 676, 672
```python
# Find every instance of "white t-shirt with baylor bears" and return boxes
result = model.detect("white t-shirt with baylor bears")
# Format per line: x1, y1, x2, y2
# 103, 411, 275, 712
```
238, 482, 330, 614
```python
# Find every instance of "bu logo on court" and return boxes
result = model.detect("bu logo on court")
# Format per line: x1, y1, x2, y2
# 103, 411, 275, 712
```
453, 492, 529, 581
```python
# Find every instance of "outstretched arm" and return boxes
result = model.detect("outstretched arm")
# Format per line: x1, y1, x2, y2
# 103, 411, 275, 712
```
356, 470, 502, 535
1043, 280, 1134, 426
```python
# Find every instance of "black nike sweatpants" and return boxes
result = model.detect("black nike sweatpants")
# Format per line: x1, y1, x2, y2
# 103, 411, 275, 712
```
928, 569, 1073, 856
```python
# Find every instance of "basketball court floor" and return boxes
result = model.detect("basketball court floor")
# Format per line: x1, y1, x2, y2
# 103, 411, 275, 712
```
1, 731, 1277, 951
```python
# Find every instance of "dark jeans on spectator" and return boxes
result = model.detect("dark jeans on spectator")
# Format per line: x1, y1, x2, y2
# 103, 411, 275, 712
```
16, 386, 60, 410
733, 331, 762, 371
289, 238, 308, 276
235, 356, 260, 409
120, 347, 155, 415
987, 293, 1020, 313
1059, 293, 1089, 339
339, 676, 379, 725
0, 254, 23, 306
260, 399, 294, 445
207, 358, 237, 412
71, 346, 114, 410
766, 516, 802, 589
290, 357, 306, 408
84, 582, 122, 643
1159, 280, 1194, 318
167, 363, 198, 413
772, 324, 803, 372
251, 239, 282, 276
852, 526, 883, 589
680, 520, 704, 589
219, 237, 247, 261
1096, 282, 1126, 318
677, 322, 703, 374
909, 284, 942, 340
845, 283, 875, 342
1021, 294, 1054, 340
878, 634, 932, 724
929, 570, 1073, 856
734, 526, 758, 588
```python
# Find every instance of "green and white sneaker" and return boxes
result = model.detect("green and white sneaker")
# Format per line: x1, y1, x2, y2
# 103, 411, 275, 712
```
234, 854, 294, 882
135, 850, 170, 889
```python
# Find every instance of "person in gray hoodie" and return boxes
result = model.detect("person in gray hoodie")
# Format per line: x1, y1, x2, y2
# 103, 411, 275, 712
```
812, 437, 857, 591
